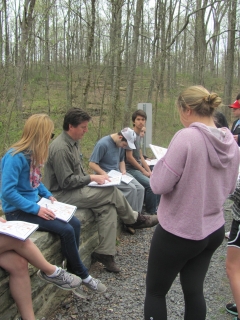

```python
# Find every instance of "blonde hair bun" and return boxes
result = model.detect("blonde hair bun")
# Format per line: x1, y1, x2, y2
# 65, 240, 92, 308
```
178, 85, 222, 116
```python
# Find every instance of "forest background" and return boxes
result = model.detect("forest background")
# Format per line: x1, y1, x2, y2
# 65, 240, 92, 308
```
0, 0, 240, 166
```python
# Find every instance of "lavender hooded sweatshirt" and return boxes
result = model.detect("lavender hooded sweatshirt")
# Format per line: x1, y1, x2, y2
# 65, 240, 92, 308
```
151, 122, 239, 240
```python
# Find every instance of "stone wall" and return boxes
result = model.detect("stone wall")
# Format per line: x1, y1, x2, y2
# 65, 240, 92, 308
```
0, 209, 122, 320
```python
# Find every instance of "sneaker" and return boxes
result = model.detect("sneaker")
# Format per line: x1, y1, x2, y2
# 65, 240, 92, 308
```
91, 252, 121, 273
83, 277, 107, 293
126, 213, 158, 230
73, 286, 88, 299
226, 303, 238, 316
225, 231, 230, 239
37, 268, 82, 290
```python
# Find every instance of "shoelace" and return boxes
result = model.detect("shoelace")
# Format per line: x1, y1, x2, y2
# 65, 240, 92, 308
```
88, 278, 98, 290
57, 269, 73, 284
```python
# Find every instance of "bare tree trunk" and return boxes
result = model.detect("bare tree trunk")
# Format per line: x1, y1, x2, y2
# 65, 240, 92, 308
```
110, 0, 124, 130
158, 0, 167, 100
148, 1, 160, 102
44, 0, 51, 114
0, 10, 2, 67
15, 0, 36, 112
3, 0, 9, 64
123, 0, 131, 70
224, 0, 237, 114
83, 0, 96, 109
238, 43, 240, 86
53, 3, 58, 72
66, 0, 72, 107
193, 0, 208, 85
123, 0, 144, 127
206, 2, 227, 85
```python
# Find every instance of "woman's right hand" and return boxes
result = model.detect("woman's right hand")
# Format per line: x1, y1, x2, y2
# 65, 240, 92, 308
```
38, 207, 56, 220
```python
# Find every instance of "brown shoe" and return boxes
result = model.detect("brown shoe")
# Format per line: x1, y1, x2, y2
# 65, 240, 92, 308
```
125, 225, 136, 235
91, 252, 121, 273
126, 213, 158, 230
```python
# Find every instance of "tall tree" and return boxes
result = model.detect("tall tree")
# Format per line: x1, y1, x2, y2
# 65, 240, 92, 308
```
124, 0, 144, 126
224, 0, 237, 110
109, 0, 124, 130
193, 0, 208, 85
83, 0, 96, 109
15, 0, 36, 112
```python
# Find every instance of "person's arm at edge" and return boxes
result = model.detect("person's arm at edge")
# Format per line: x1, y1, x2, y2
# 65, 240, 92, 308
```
2, 153, 40, 214
38, 182, 53, 199
237, 135, 240, 146
119, 161, 126, 175
139, 149, 151, 173
89, 161, 109, 178
125, 149, 150, 177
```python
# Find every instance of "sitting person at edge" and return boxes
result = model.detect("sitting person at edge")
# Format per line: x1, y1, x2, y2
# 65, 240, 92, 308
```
125, 109, 160, 214
89, 127, 145, 234
225, 175, 240, 320
1, 114, 106, 300
43, 108, 158, 274
144, 86, 239, 320
213, 110, 229, 128
0, 216, 81, 320
140, 126, 146, 148
229, 93, 240, 146
139, 126, 155, 171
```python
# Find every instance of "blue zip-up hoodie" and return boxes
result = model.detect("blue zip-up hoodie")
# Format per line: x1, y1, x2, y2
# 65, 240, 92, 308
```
1, 150, 52, 214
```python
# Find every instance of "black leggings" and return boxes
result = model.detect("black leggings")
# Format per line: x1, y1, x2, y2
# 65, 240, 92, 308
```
144, 224, 224, 320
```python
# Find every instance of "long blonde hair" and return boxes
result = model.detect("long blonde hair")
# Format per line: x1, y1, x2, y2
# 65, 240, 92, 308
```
10, 114, 54, 166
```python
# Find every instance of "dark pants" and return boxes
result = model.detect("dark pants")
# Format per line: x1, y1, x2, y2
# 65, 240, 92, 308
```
5, 210, 89, 279
127, 168, 160, 214
144, 224, 224, 320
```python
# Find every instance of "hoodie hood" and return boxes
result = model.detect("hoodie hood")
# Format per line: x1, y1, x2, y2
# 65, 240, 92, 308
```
189, 122, 239, 169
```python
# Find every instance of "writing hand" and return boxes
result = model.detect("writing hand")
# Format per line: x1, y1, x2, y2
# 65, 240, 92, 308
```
91, 175, 111, 185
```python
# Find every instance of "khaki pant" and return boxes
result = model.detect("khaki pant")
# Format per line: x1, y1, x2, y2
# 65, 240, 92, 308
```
53, 186, 138, 255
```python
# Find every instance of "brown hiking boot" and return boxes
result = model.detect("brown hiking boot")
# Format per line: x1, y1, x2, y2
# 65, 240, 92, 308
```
126, 213, 158, 230
91, 252, 121, 273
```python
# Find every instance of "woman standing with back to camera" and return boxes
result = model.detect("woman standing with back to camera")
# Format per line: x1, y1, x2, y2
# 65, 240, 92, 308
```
144, 86, 239, 320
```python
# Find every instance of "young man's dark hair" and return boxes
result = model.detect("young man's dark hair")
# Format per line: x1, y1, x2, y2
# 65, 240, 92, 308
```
117, 131, 127, 142
63, 108, 91, 131
132, 109, 147, 125
236, 93, 240, 100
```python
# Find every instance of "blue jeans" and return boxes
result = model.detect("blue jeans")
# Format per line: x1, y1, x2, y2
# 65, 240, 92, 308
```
5, 210, 89, 279
127, 169, 160, 214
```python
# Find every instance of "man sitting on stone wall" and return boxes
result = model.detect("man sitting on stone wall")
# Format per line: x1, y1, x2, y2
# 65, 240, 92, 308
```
89, 127, 145, 233
44, 108, 158, 274
125, 109, 160, 214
